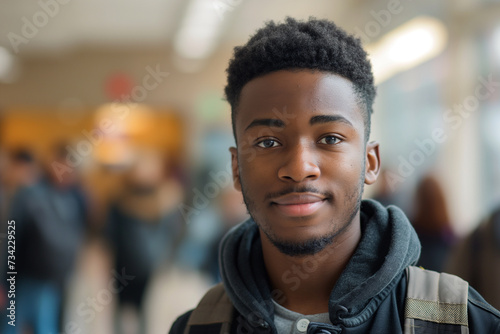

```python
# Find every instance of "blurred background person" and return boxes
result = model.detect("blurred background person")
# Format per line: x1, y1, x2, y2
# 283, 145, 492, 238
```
371, 169, 399, 207
177, 185, 248, 283
370, 168, 411, 213
202, 186, 248, 283
0, 148, 40, 314
174, 131, 237, 281
411, 174, 457, 272
105, 148, 184, 334
1, 148, 41, 196
446, 205, 500, 310
0, 148, 41, 228
1, 144, 90, 334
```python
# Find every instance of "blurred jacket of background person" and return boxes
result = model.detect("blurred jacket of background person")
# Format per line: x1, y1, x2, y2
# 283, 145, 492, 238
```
188, 186, 248, 283
411, 174, 457, 272
0, 148, 41, 309
105, 148, 184, 334
202, 186, 248, 282
1, 144, 90, 334
446, 205, 500, 310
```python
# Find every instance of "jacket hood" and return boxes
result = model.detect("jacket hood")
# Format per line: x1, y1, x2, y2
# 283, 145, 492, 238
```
219, 199, 421, 331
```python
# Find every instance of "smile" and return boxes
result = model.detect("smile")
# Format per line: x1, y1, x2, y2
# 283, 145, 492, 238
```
271, 193, 327, 217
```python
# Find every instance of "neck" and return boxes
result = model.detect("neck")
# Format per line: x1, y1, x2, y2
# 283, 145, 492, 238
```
261, 212, 362, 315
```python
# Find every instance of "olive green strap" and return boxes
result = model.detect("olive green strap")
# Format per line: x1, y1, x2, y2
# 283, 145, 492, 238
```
184, 283, 233, 334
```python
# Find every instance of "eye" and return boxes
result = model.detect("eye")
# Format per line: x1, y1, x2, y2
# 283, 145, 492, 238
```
318, 135, 341, 145
256, 139, 280, 148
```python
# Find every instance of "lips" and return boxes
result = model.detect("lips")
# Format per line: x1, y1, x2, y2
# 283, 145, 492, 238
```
271, 193, 327, 217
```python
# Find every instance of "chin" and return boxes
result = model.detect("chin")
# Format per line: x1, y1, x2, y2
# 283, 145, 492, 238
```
269, 234, 335, 257
261, 223, 333, 256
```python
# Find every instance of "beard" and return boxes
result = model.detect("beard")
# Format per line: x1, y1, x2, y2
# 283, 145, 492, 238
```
238, 161, 365, 257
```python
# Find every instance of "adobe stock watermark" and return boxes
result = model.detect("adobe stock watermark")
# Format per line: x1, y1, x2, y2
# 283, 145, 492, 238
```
50, 64, 170, 182
7, 0, 74, 54
353, 0, 412, 45
384, 74, 499, 190
53, 267, 135, 334
212, 0, 243, 20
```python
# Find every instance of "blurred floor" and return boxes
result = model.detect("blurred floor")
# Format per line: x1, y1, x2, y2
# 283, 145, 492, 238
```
63, 238, 213, 334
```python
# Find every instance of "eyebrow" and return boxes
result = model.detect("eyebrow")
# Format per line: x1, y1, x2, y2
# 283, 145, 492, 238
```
310, 115, 354, 127
244, 118, 285, 132
244, 114, 354, 132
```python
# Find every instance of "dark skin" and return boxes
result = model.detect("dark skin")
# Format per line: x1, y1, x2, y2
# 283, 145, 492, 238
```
230, 70, 380, 315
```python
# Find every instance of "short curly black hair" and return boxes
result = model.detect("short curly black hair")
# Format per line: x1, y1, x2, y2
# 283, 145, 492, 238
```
225, 17, 376, 142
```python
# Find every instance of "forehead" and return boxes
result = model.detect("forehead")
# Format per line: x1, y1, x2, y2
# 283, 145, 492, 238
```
236, 70, 363, 133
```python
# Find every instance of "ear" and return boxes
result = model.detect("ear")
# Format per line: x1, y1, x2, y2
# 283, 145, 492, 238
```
364, 141, 381, 185
229, 147, 242, 191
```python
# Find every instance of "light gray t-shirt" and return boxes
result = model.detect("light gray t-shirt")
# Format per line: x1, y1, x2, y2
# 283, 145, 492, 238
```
272, 299, 332, 334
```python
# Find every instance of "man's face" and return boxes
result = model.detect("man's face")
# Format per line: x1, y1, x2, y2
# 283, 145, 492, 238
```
230, 70, 379, 256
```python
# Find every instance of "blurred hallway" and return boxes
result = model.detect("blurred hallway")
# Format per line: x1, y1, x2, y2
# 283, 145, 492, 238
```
1, 0, 500, 332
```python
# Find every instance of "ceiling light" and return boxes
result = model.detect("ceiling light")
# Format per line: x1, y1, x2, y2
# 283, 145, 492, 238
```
366, 17, 448, 84
492, 25, 500, 60
0, 46, 20, 84
173, 0, 226, 60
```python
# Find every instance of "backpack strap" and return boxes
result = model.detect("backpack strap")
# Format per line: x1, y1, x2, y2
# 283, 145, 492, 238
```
404, 266, 469, 334
184, 283, 234, 334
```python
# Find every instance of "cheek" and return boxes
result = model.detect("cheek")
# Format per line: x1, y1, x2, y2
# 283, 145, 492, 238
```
321, 152, 363, 176
237, 140, 259, 163
239, 161, 277, 198
319, 156, 365, 195
241, 164, 265, 186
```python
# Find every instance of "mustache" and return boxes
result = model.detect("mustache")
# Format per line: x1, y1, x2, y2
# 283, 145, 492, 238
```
264, 186, 333, 202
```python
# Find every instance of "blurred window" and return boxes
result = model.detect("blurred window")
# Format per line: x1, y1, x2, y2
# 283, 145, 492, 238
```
479, 26, 500, 210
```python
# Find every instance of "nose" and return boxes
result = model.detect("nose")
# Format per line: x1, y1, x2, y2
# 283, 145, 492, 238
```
278, 142, 320, 182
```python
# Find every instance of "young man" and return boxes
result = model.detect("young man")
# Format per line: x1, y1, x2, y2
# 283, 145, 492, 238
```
170, 17, 500, 333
